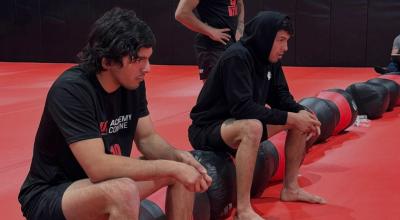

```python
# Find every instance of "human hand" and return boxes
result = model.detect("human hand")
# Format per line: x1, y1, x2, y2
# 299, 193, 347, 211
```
208, 27, 231, 45
306, 125, 321, 141
299, 110, 320, 139
175, 150, 207, 174
174, 150, 212, 190
288, 111, 321, 134
235, 29, 243, 41
174, 163, 212, 192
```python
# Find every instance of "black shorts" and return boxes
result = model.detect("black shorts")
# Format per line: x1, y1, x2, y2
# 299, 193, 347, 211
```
189, 121, 237, 155
194, 45, 224, 80
24, 182, 71, 220
189, 120, 269, 156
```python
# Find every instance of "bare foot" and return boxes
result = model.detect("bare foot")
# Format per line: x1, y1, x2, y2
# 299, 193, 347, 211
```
280, 188, 327, 204
234, 210, 264, 220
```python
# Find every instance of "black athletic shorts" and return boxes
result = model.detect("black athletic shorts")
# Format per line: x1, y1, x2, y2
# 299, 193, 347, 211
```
189, 121, 237, 155
194, 45, 224, 80
189, 120, 269, 156
23, 182, 71, 220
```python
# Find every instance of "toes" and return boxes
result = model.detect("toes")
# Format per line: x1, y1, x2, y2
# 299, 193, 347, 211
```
281, 188, 326, 204
314, 196, 327, 204
305, 193, 326, 204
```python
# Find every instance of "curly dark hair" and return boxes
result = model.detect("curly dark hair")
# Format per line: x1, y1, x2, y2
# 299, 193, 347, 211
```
78, 7, 156, 73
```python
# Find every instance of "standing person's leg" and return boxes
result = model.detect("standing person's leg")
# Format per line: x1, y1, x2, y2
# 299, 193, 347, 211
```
194, 45, 224, 83
278, 128, 326, 204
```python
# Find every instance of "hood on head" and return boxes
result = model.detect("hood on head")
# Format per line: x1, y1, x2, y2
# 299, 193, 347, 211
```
240, 11, 290, 66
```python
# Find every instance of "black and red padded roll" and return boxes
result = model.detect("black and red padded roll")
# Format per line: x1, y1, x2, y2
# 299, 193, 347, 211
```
269, 131, 286, 181
316, 89, 358, 135
251, 139, 279, 197
379, 72, 400, 84
378, 73, 400, 106
268, 131, 310, 182
191, 150, 236, 219
139, 199, 166, 220
346, 82, 390, 119
367, 78, 400, 111
299, 97, 340, 144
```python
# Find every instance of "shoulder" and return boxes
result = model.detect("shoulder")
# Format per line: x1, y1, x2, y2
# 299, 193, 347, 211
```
49, 65, 95, 100
52, 65, 89, 86
222, 43, 252, 62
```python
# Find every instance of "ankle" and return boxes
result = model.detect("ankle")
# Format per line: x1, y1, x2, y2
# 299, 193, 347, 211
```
283, 180, 299, 191
236, 204, 254, 214
235, 208, 263, 220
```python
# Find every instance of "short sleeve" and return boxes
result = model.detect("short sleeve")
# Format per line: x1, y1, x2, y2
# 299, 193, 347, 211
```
136, 81, 149, 118
47, 82, 100, 144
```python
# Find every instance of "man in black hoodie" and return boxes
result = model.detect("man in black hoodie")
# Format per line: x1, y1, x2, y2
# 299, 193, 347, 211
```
189, 11, 326, 219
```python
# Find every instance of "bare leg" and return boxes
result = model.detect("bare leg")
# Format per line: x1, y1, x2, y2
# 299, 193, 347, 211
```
221, 119, 264, 220
280, 129, 326, 204
165, 181, 195, 220
135, 178, 194, 220
62, 178, 140, 220
63, 176, 195, 220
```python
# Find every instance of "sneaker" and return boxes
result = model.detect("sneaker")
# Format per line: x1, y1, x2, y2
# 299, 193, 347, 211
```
374, 66, 388, 74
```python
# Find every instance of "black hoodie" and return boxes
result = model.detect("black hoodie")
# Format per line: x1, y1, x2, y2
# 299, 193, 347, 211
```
190, 11, 304, 127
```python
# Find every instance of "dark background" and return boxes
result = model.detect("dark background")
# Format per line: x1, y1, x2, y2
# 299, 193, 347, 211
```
1, 0, 399, 66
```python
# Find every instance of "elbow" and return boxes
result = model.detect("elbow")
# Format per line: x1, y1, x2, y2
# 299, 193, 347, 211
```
175, 11, 183, 22
85, 165, 105, 183
88, 176, 102, 184
175, 9, 188, 23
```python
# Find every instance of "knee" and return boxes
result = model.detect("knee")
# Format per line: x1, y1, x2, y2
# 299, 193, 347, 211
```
240, 119, 263, 143
106, 178, 140, 207
294, 127, 307, 135
287, 129, 307, 140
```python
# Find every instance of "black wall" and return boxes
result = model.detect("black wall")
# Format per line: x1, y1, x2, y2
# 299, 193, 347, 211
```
0, 0, 399, 66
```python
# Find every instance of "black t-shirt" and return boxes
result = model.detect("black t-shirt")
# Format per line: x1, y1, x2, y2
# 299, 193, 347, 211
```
195, 0, 239, 49
18, 65, 149, 214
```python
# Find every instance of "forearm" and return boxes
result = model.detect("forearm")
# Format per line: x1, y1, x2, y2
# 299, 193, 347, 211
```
236, 0, 244, 35
136, 133, 178, 161
175, 7, 212, 37
277, 97, 305, 113
286, 112, 297, 127
70, 137, 183, 183
230, 100, 288, 125
88, 155, 180, 183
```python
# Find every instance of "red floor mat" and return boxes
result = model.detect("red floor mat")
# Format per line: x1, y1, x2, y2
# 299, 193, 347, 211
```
1, 62, 399, 219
